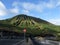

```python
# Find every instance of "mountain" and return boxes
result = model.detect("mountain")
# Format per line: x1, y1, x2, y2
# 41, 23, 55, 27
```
0, 14, 60, 37
0, 14, 53, 28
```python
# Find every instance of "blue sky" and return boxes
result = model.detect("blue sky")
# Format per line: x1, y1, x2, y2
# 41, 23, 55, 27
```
0, 0, 60, 25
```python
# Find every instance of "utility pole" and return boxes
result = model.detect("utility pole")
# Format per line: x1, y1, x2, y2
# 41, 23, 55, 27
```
23, 29, 26, 45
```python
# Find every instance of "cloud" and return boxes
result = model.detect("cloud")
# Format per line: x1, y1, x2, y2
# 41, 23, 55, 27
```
56, 0, 60, 7
22, 2, 43, 12
10, 7, 19, 14
0, 1, 7, 16
18, 0, 60, 13
0, 0, 60, 21
0, 10, 6, 16
9, 2, 20, 15
0, 1, 20, 17
21, 9, 29, 14
47, 0, 60, 7
48, 19, 60, 25
45, 3, 55, 8
22, 3, 35, 10
0, 0, 60, 16
11, 0, 60, 14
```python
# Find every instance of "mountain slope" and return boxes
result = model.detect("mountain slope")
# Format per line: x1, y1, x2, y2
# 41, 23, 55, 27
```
0, 14, 50, 29
0, 14, 60, 37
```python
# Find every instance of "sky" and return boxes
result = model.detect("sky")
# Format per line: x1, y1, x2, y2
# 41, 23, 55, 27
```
0, 0, 60, 25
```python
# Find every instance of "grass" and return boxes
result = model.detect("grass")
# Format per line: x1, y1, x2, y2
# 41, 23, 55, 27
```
0, 14, 60, 40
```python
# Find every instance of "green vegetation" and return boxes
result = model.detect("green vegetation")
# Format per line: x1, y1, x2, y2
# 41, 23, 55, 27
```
0, 14, 60, 40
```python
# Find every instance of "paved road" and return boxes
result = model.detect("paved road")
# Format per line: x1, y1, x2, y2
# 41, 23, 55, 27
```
0, 38, 33, 45
0, 37, 60, 45
30, 37, 60, 45
0, 39, 22, 45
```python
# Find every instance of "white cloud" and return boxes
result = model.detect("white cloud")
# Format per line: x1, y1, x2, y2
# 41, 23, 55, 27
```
56, 0, 60, 6
57, 2, 60, 6
0, 0, 60, 20
21, 9, 35, 17
48, 0, 60, 7
11, 0, 60, 14
21, 0, 60, 12
9, 2, 20, 15
48, 19, 60, 25
0, 1, 6, 9
0, 0, 60, 17
0, 1, 20, 20
10, 7, 19, 14
0, 1, 7, 16
48, 0, 56, 7
0, 10, 7, 16
22, 9, 29, 14
46, 3, 55, 8
22, 3, 35, 10
22, 2, 43, 12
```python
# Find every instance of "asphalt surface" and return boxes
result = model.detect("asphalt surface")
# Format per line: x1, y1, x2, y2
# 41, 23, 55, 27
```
30, 37, 59, 45
0, 37, 60, 45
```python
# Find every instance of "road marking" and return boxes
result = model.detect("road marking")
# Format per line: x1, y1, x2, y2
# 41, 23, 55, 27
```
13, 40, 24, 45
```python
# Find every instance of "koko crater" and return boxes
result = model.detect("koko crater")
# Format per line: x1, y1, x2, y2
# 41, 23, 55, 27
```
0, 14, 60, 40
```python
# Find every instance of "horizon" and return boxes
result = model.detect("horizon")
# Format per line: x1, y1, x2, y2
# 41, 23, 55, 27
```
0, 0, 60, 25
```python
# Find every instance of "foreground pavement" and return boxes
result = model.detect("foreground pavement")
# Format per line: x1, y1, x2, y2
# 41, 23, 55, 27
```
0, 37, 60, 45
